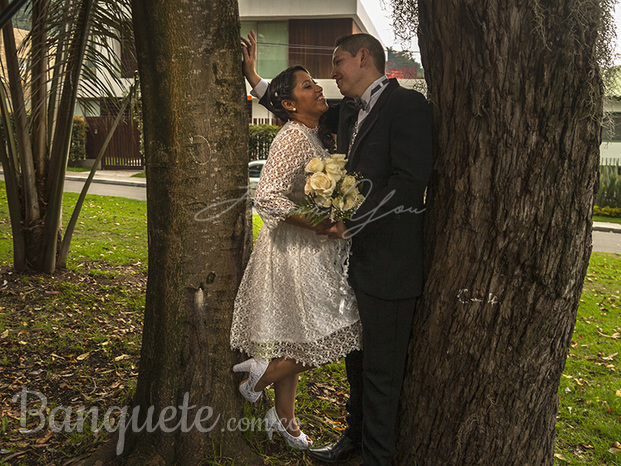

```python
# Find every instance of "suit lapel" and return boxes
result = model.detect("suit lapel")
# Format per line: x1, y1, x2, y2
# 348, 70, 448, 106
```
339, 98, 359, 155
347, 79, 399, 167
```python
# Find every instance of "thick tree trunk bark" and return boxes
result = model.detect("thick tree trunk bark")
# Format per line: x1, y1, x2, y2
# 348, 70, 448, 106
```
396, 1, 602, 464
124, 1, 255, 463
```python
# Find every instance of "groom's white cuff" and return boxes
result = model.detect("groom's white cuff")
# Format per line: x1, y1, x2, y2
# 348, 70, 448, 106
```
251, 79, 269, 100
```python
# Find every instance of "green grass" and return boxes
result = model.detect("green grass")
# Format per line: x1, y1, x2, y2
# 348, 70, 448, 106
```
131, 171, 146, 178
555, 253, 621, 465
0, 180, 147, 269
594, 215, 621, 225
0, 180, 258, 269
0, 180, 620, 463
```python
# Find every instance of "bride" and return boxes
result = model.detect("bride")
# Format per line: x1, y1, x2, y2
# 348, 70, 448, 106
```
230, 44, 361, 450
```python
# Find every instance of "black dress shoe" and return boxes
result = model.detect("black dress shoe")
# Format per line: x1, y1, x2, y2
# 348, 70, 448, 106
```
307, 435, 361, 463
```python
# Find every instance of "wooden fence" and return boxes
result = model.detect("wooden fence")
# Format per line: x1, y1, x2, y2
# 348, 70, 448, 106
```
85, 116, 143, 170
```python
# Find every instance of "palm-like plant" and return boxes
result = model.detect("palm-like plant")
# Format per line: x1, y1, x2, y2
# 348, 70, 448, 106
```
0, 0, 135, 273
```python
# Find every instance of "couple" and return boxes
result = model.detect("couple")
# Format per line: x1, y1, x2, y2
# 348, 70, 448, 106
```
230, 32, 433, 465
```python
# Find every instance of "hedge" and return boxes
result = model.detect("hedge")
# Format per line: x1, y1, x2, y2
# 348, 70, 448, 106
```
69, 116, 88, 162
593, 205, 621, 218
249, 124, 279, 160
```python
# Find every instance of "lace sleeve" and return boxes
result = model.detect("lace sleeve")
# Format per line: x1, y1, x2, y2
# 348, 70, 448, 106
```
254, 125, 315, 229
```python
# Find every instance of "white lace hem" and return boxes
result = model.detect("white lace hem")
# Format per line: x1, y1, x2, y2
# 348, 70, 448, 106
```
231, 320, 362, 367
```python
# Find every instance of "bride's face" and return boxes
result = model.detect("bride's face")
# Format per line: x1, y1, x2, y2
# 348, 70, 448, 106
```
288, 70, 329, 118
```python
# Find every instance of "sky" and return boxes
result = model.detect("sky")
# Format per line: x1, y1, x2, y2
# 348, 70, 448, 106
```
360, 0, 419, 56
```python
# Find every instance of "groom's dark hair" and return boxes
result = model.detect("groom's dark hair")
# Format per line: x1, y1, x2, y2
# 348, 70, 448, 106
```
335, 33, 386, 74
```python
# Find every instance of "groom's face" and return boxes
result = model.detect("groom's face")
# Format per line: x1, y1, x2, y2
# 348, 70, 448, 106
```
331, 46, 363, 98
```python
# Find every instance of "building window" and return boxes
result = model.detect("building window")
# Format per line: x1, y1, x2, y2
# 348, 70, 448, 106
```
241, 21, 288, 79
120, 21, 137, 79
289, 19, 352, 79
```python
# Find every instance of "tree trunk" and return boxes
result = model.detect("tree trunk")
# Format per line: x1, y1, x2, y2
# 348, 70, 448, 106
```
396, 1, 601, 464
122, 1, 255, 463
31, 0, 49, 196
41, 0, 94, 273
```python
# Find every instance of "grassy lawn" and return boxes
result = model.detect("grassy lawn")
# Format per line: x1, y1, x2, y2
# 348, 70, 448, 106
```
0, 180, 620, 464
594, 215, 621, 225
556, 253, 621, 464
0, 182, 147, 270
66, 166, 92, 172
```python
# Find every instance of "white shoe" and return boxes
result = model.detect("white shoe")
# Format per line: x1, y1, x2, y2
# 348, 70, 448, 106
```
264, 407, 312, 450
233, 358, 268, 402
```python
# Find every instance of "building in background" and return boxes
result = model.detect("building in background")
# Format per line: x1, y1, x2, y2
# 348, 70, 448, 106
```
602, 66, 621, 165
240, 0, 427, 124
240, 0, 382, 124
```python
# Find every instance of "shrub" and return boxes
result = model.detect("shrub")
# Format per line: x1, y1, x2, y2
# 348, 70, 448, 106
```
249, 124, 279, 161
595, 164, 621, 208
69, 116, 88, 163
593, 205, 621, 218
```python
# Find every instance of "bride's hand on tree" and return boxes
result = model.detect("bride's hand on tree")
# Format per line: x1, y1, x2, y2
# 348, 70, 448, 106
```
241, 30, 261, 88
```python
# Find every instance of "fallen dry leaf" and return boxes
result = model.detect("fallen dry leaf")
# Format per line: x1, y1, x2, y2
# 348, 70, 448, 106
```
597, 330, 621, 339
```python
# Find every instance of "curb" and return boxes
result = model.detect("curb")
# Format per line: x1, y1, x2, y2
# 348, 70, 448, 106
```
0, 170, 146, 188
64, 175, 146, 188
593, 223, 621, 234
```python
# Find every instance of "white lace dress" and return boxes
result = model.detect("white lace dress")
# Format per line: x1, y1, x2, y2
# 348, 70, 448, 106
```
230, 121, 362, 366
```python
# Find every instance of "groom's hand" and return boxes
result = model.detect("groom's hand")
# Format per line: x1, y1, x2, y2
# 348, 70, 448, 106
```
316, 221, 349, 239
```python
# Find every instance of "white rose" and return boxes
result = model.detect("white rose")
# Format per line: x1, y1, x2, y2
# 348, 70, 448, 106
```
308, 172, 336, 197
324, 160, 344, 183
339, 175, 358, 194
334, 192, 358, 211
315, 194, 333, 208
305, 158, 324, 173
330, 153, 348, 169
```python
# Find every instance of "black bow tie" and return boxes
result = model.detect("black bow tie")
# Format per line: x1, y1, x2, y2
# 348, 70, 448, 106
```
351, 78, 389, 113
352, 96, 368, 111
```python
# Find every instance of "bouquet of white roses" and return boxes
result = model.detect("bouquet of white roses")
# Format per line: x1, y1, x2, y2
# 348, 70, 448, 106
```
291, 153, 365, 226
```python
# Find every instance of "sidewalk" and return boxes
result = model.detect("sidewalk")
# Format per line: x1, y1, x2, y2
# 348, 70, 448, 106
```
64, 169, 146, 188
593, 221, 621, 234
0, 168, 146, 188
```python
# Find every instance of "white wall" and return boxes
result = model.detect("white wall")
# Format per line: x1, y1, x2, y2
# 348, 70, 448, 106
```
238, 0, 380, 39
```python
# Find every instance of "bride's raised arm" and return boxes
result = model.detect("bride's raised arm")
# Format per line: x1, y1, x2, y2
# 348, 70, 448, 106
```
241, 30, 262, 88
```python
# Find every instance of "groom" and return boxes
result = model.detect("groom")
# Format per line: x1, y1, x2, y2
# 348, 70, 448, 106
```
243, 32, 432, 465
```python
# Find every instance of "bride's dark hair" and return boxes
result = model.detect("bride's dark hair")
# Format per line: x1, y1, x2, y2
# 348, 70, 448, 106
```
266, 65, 336, 153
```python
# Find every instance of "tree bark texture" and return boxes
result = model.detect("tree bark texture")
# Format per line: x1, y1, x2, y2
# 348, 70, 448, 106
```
397, 1, 601, 464
128, 1, 253, 463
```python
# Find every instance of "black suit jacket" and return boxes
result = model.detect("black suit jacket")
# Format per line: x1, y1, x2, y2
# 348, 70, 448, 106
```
325, 79, 432, 299
261, 78, 432, 300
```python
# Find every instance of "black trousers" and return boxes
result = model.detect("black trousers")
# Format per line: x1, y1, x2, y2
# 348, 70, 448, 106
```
344, 292, 416, 466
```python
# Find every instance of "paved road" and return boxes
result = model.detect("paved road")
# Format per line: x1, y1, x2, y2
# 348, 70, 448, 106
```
592, 230, 621, 254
